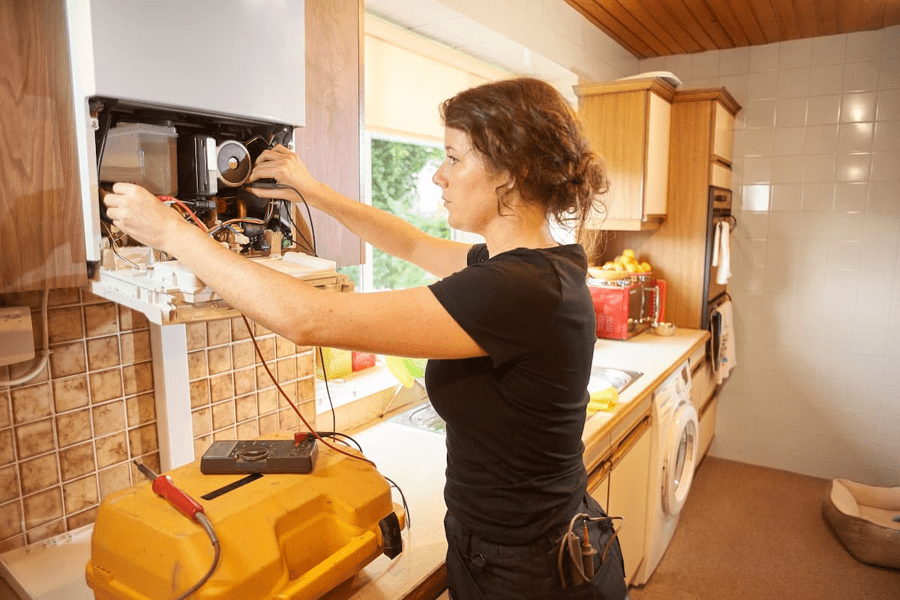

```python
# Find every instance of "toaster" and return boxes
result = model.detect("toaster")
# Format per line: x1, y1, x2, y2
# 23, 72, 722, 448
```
588, 276, 667, 340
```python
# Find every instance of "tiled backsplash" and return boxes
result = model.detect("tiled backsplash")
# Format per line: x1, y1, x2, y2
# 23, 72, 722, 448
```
0, 289, 317, 552
641, 25, 900, 484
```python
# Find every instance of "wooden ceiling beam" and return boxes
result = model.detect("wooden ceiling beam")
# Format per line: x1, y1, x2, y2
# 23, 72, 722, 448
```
566, 0, 655, 57
592, 0, 676, 57
703, 0, 752, 47
748, 0, 784, 43
860, 0, 887, 30
793, 0, 822, 39
616, 0, 691, 55
661, 0, 721, 51
770, 0, 804, 41
719, 0, 769, 45
818, 0, 841, 35
678, 0, 737, 48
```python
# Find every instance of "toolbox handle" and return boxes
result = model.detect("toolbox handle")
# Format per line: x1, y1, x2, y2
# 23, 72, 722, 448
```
273, 530, 380, 600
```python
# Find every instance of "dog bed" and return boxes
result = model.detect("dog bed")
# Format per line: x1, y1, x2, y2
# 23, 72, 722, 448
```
822, 478, 900, 569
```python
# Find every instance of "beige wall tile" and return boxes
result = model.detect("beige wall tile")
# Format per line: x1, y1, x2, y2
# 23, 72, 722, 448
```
59, 443, 96, 482
49, 341, 87, 378
189, 380, 210, 409
235, 394, 258, 422
193, 435, 212, 458
92, 401, 126, 437
52, 375, 90, 413
231, 317, 251, 341
0, 498, 23, 540
276, 357, 297, 382
297, 352, 314, 376
122, 363, 153, 396
62, 475, 99, 514
191, 407, 212, 437
188, 350, 208, 380
255, 338, 276, 362
56, 409, 92, 447
120, 330, 151, 364
209, 373, 234, 403
185, 322, 207, 350
211, 401, 236, 430
23, 487, 63, 529
298, 377, 315, 402
49, 288, 81, 307
0, 466, 20, 504
206, 320, 231, 346
278, 408, 300, 430
48, 307, 84, 344
213, 426, 237, 441
0, 394, 10, 428
90, 369, 123, 404
128, 424, 159, 457
84, 303, 118, 338
87, 336, 121, 371
98, 464, 130, 499
258, 388, 277, 415
235, 420, 259, 440
67, 507, 98, 530
233, 340, 255, 369
275, 382, 297, 411
126, 394, 156, 427
276, 336, 297, 357
20, 454, 59, 495
15, 420, 55, 459
96, 432, 128, 469
258, 413, 279, 435
11, 383, 52, 424
207, 346, 232, 375
0, 430, 14, 466
234, 368, 256, 396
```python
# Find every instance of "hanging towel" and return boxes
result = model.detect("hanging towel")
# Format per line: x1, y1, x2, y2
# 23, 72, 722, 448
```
712, 221, 732, 285
711, 299, 736, 385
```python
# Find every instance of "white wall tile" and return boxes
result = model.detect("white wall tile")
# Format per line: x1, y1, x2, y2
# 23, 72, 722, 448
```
837, 122, 875, 153
834, 182, 869, 212
843, 60, 881, 92
771, 155, 804, 183
871, 152, 900, 180
802, 154, 836, 182
719, 46, 750, 76
802, 183, 835, 211
749, 43, 780, 72
876, 89, 900, 121
742, 184, 770, 211
883, 25, 900, 58
777, 67, 811, 98
804, 124, 838, 154
744, 128, 775, 156
830, 210, 866, 241
745, 99, 776, 128
779, 37, 812, 69
811, 33, 847, 66
869, 180, 900, 212
691, 50, 719, 80
743, 156, 773, 183
806, 94, 842, 125
771, 184, 802, 211
809, 64, 845, 95
841, 91, 879, 122
774, 126, 806, 155
879, 57, 900, 90
835, 153, 872, 182
747, 71, 778, 100
846, 29, 884, 62
775, 97, 807, 127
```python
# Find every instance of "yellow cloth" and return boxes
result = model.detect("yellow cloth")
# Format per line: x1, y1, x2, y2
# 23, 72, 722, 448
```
587, 387, 618, 415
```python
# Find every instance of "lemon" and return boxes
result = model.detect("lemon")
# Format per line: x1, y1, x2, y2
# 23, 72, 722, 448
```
622, 249, 636, 259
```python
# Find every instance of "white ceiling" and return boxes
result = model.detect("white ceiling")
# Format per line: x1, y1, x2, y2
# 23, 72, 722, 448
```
365, 0, 580, 101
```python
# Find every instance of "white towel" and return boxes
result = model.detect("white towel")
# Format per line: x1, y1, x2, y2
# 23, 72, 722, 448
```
713, 221, 731, 285
711, 300, 736, 385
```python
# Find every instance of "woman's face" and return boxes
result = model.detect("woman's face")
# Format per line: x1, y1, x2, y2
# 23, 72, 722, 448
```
432, 127, 508, 233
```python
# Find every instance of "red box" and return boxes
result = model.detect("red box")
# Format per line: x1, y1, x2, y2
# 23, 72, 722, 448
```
351, 352, 376, 371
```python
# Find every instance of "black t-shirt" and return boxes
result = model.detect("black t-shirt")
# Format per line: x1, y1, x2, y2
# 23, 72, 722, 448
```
426, 243, 596, 545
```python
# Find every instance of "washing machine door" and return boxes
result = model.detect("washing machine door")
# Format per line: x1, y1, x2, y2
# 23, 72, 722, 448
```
661, 401, 699, 516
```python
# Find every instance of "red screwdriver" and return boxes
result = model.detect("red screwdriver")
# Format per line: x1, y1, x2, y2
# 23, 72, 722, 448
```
133, 460, 205, 521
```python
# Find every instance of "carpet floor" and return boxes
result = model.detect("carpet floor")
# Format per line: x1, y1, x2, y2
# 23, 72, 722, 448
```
628, 456, 900, 600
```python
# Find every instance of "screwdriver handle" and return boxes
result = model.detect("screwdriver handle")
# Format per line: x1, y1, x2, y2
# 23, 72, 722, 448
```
151, 475, 205, 521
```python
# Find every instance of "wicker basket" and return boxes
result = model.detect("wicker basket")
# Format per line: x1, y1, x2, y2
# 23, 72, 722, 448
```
822, 478, 900, 569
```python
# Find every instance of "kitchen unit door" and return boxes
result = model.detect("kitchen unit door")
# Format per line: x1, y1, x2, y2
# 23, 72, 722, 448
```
575, 78, 676, 231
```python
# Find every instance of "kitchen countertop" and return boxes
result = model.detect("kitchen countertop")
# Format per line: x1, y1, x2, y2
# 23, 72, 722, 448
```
325, 327, 710, 600
0, 329, 708, 600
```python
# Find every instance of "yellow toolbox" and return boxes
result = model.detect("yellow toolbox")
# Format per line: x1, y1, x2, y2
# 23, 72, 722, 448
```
86, 441, 404, 600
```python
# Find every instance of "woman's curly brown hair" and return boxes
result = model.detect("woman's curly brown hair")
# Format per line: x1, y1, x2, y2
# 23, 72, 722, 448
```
439, 77, 608, 232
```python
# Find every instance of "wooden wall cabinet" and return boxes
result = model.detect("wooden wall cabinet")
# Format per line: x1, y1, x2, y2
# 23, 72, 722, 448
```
575, 78, 676, 231
295, 0, 365, 267
1, 0, 87, 293
592, 88, 740, 330
588, 417, 651, 586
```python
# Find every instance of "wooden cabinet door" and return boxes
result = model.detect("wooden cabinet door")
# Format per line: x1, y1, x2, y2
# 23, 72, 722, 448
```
1, 0, 87, 293
294, 0, 364, 267
608, 422, 651, 585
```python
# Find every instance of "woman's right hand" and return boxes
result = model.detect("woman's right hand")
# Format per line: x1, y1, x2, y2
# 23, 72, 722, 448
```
247, 144, 322, 204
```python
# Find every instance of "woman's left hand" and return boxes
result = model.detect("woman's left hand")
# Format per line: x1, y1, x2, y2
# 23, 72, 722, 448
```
103, 183, 191, 252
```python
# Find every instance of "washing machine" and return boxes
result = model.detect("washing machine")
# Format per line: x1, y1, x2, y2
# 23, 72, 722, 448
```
632, 360, 699, 586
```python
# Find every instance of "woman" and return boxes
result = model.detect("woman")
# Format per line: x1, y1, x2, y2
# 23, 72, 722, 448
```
104, 77, 626, 599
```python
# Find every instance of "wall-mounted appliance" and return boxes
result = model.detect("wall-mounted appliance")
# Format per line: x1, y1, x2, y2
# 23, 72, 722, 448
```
702, 186, 734, 330
64, 0, 344, 324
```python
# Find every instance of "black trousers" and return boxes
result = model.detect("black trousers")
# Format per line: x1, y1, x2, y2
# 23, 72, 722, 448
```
444, 495, 629, 600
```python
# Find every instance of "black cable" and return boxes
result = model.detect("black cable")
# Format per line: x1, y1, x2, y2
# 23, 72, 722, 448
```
174, 513, 220, 600
282, 199, 316, 255
316, 431, 363, 453
317, 347, 337, 433
383, 475, 411, 529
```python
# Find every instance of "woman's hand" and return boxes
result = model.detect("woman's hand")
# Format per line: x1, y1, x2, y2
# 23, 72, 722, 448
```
103, 183, 191, 252
247, 144, 323, 204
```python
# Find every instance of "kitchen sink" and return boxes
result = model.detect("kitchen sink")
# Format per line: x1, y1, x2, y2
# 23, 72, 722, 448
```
589, 367, 642, 393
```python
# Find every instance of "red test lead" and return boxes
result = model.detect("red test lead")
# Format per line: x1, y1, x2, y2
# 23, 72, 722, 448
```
133, 460, 205, 521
